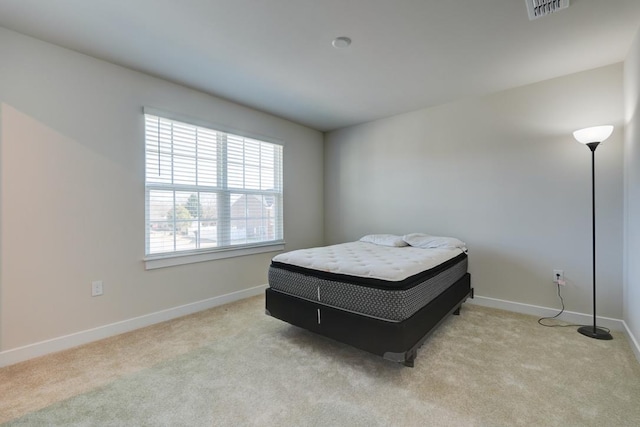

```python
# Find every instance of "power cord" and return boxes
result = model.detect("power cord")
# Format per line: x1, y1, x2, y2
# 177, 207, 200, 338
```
537, 281, 576, 327
537, 274, 611, 333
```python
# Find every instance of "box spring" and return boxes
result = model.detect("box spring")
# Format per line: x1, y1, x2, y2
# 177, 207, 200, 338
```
266, 273, 471, 366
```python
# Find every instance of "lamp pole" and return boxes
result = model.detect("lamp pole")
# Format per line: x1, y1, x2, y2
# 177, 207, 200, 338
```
581, 143, 603, 336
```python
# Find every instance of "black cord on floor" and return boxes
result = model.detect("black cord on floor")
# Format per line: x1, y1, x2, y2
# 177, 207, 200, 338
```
537, 282, 582, 328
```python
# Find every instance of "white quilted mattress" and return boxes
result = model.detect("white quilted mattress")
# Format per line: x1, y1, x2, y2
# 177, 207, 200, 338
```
271, 241, 465, 282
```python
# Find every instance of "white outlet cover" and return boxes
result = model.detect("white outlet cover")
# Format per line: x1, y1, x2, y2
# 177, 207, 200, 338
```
92, 280, 103, 296
553, 270, 564, 283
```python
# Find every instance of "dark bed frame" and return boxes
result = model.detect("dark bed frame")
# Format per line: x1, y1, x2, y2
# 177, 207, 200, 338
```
265, 272, 472, 367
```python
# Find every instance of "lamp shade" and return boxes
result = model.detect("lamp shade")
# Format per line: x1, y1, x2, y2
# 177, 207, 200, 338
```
573, 125, 614, 144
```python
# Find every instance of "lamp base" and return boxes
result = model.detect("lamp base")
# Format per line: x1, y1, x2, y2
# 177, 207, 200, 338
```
578, 325, 613, 340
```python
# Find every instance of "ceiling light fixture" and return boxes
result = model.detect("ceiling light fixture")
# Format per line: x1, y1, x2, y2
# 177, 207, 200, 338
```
332, 37, 351, 49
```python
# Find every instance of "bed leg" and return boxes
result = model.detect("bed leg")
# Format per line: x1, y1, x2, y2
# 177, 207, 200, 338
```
403, 350, 416, 367
453, 306, 461, 315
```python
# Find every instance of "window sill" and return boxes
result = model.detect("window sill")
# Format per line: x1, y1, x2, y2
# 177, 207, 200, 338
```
144, 242, 285, 270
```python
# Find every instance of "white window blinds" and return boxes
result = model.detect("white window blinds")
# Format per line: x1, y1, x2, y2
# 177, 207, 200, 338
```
144, 112, 283, 257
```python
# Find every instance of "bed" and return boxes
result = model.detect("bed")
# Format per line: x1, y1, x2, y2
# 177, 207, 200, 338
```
265, 233, 473, 367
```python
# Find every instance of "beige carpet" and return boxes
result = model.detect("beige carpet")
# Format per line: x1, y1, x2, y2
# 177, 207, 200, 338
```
1, 295, 639, 426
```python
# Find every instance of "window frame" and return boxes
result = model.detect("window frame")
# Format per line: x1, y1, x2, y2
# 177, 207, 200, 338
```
143, 107, 285, 270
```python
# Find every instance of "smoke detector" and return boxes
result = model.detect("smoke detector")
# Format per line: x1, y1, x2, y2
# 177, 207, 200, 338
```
526, 0, 569, 20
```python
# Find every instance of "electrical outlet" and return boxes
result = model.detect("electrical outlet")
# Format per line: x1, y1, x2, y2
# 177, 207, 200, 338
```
553, 270, 564, 285
91, 280, 104, 297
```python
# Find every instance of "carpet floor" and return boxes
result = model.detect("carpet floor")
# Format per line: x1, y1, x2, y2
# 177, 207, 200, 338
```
1, 295, 639, 426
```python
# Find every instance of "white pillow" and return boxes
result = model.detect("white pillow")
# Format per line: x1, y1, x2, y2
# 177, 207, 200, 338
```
359, 234, 408, 247
402, 233, 466, 250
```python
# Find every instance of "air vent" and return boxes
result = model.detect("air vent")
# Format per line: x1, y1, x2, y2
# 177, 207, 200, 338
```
526, 0, 569, 20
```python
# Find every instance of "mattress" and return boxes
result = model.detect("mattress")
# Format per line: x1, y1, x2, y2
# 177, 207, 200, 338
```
268, 242, 468, 322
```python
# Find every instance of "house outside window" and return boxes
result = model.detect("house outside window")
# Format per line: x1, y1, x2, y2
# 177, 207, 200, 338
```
144, 109, 283, 268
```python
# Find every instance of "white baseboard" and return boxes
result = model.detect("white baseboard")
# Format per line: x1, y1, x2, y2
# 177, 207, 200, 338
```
622, 321, 640, 364
0, 284, 268, 368
3, 288, 637, 368
467, 295, 625, 331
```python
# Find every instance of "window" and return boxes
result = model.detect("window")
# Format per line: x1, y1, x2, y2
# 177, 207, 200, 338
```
144, 110, 283, 267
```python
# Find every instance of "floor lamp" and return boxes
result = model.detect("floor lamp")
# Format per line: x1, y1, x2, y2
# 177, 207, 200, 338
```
572, 125, 614, 340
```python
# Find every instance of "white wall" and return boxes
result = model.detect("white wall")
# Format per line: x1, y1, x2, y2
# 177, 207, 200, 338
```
325, 64, 624, 318
0, 28, 324, 352
624, 28, 640, 352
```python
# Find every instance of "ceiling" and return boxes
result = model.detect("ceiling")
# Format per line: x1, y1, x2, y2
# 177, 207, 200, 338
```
1, 0, 639, 132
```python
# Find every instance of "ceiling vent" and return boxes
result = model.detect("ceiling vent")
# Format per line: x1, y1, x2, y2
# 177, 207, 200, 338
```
526, 0, 569, 20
